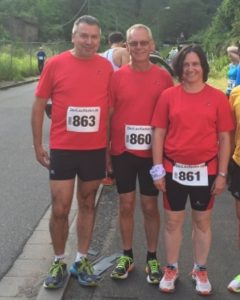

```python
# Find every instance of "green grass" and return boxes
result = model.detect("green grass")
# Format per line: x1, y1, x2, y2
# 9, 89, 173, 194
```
0, 50, 39, 81
207, 76, 226, 93
0, 47, 229, 91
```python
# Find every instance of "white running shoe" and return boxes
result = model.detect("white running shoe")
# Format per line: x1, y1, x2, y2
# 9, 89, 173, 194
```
191, 267, 212, 295
228, 274, 240, 293
159, 265, 179, 293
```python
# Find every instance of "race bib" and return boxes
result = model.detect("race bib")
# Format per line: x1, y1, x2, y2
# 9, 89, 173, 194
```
67, 106, 100, 132
125, 125, 152, 150
38, 56, 44, 60
227, 79, 236, 89
172, 163, 208, 186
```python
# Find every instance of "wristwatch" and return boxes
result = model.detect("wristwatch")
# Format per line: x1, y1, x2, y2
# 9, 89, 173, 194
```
218, 172, 227, 177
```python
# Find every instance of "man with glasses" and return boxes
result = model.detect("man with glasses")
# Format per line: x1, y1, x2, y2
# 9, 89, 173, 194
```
108, 24, 173, 284
31, 15, 113, 289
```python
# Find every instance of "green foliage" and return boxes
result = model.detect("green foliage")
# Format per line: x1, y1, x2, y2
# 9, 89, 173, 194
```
208, 55, 229, 78
0, 0, 222, 44
202, 0, 240, 54
0, 0, 239, 83
0, 50, 38, 81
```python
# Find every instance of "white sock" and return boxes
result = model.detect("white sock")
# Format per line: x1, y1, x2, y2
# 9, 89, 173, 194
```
168, 262, 178, 269
54, 254, 65, 262
75, 251, 87, 262
194, 263, 206, 270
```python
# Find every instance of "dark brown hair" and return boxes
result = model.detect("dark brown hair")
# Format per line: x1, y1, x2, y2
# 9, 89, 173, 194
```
173, 44, 209, 82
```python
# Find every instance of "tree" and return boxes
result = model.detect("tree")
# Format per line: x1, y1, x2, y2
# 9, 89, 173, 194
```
157, 0, 208, 43
203, 0, 239, 54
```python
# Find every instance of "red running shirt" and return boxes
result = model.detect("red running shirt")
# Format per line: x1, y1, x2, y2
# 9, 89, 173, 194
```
151, 84, 235, 173
110, 64, 173, 157
35, 51, 113, 150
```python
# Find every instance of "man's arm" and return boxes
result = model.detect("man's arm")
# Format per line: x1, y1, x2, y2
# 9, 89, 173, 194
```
151, 127, 167, 192
31, 96, 50, 168
105, 107, 114, 174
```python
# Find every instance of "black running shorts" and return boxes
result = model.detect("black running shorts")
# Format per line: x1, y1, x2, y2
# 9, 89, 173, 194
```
228, 158, 240, 200
164, 173, 216, 211
111, 152, 158, 196
49, 149, 106, 181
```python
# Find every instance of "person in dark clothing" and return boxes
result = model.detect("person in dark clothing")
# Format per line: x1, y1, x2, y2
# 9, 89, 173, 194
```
37, 47, 46, 74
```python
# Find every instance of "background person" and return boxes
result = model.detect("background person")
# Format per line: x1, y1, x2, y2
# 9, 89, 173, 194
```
227, 85, 240, 293
102, 31, 130, 70
109, 24, 173, 285
36, 46, 47, 74
31, 15, 113, 289
226, 45, 240, 97
151, 44, 234, 295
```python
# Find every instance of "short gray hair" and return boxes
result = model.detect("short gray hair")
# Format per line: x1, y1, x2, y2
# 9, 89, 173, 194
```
72, 15, 101, 34
227, 45, 239, 55
126, 24, 153, 41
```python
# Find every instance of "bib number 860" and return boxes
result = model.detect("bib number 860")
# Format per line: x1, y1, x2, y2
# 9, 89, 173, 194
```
126, 133, 151, 145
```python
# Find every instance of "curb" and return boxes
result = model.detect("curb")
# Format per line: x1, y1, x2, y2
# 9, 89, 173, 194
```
36, 184, 104, 300
0, 78, 39, 90
0, 184, 103, 300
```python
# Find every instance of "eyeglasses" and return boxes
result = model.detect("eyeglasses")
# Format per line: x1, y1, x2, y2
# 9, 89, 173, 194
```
127, 40, 150, 47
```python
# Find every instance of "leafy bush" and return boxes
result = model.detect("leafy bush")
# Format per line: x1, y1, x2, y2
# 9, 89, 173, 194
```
208, 55, 229, 78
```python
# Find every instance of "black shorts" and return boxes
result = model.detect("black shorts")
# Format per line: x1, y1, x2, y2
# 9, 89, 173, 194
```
49, 149, 106, 181
111, 152, 158, 196
228, 158, 240, 200
164, 173, 216, 211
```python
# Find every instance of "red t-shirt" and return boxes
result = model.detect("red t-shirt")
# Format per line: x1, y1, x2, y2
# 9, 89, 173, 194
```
110, 64, 173, 157
151, 84, 235, 173
35, 51, 113, 150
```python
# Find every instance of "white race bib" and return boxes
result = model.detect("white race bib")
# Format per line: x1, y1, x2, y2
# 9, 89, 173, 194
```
67, 106, 100, 132
172, 163, 208, 186
125, 125, 152, 150
227, 79, 236, 89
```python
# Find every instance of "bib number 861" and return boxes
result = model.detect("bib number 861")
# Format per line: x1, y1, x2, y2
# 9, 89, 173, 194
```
178, 171, 200, 181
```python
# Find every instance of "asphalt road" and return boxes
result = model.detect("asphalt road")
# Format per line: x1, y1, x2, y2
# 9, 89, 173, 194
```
64, 187, 240, 300
0, 83, 51, 280
1, 82, 240, 299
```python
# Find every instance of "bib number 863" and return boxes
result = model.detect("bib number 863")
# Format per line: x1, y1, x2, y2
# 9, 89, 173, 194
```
71, 115, 95, 127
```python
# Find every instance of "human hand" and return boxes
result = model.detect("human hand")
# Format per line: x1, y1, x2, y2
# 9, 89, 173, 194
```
154, 177, 166, 192
211, 175, 226, 196
35, 146, 50, 169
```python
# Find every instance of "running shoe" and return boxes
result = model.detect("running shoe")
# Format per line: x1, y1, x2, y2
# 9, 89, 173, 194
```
191, 266, 212, 295
70, 257, 100, 286
145, 259, 162, 284
227, 274, 240, 293
43, 260, 68, 289
110, 255, 134, 279
159, 265, 179, 293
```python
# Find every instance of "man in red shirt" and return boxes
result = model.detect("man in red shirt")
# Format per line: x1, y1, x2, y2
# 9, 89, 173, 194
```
31, 15, 113, 289
109, 24, 173, 285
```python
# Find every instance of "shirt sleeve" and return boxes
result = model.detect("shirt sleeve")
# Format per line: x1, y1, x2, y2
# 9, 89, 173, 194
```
151, 89, 170, 128
35, 59, 54, 99
109, 72, 119, 109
